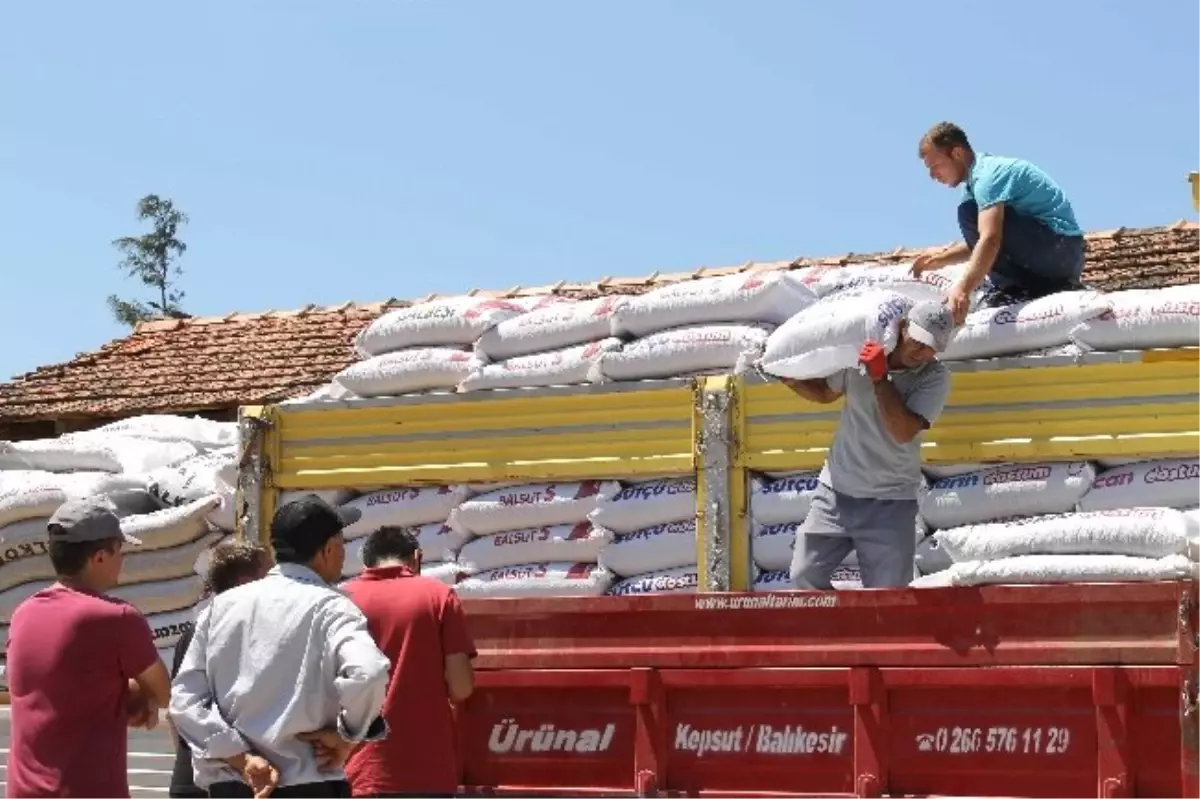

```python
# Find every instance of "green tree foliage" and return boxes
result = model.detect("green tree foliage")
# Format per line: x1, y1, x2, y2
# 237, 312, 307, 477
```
108, 195, 191, 327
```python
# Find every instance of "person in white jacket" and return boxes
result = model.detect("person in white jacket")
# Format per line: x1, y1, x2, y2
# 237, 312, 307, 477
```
169, 496, 391, 798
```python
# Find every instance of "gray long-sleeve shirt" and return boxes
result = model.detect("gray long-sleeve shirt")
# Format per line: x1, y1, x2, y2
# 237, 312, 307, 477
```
168, 563, 391, 789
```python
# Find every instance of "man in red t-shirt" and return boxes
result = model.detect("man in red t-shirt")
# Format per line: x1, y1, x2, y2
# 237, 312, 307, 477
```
6, 497, 171, 798
341, 527, 476, 798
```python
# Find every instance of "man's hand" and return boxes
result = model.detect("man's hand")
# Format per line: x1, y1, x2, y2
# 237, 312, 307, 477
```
125, 680, 158, 731
297, 728, 356, 772
225, 753, 279, 799
946, 284, 972, 325
858, 340, 888, 383
910, 251, 943, 277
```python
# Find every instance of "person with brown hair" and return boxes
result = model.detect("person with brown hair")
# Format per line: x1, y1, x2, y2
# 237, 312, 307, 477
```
5, 497, 171, 798
914, 121, 1086, 323
168, 540, 273, 798
169, 495, 390, 799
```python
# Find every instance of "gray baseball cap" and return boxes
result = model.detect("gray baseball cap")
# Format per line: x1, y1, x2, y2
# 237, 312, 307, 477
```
48, 497, 142, 546
907, 301, 957, 352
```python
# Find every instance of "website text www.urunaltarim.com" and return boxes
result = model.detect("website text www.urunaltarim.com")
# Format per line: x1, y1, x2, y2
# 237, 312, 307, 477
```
695, 594, 838, 610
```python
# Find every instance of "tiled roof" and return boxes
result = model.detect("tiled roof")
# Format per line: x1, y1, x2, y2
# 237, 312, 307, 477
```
1, 221, 1196, 423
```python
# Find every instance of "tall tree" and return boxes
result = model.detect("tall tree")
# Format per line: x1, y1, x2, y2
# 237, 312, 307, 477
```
108, 194, 191, 327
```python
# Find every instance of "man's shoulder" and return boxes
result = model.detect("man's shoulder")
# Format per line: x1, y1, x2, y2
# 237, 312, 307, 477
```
917, 359, 951, 383
13, 586, 137, 623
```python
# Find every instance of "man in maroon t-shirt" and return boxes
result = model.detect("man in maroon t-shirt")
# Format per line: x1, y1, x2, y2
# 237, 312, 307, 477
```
341, 527, 476, 798
6, 497, 171, 798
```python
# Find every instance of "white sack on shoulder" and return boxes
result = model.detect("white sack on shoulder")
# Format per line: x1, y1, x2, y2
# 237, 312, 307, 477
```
458, 339, 618, 393
476, 296, 627, 360
912, 553, 1197, 588
356, 296, 558, 356
940, 290, 1110, 361
449, 481, 620, 536
759, 289, 914, 380
608, 565, 698, 596
341, 486, 469, 540
336, 348, 482, 398
1079, 458, 1200, 512
457, 522, 612, 574
611, 271, 815, 339
750, 472, 821, 525
934, 508, 1199, 563
92, 415, 238, 451
600, 324, 771, 382
920, 461, 1095, 530
1070, 285, 1200, 352
455, 562, 613, 598
588, 477, 696, 533
597, 520, 697, 577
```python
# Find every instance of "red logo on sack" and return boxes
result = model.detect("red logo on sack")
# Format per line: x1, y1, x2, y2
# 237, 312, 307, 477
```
566, 563, 597, 579
567, 522, 592, 540
591, 297, 622, 318
463, 300, 525, 320
574, 481, 601, 499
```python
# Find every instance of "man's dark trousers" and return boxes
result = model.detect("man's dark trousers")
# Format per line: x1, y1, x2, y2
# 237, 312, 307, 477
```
958, 199, 1086, 305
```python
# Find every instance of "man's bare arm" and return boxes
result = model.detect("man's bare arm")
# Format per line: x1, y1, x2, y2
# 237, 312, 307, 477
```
780, 378, 842, 405
872, 380, 930, 444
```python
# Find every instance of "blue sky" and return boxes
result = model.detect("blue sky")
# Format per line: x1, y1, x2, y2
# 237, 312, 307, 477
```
1, 0, 1196, 382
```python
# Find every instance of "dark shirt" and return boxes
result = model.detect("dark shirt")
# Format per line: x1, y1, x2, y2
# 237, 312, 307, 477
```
169, 624, 202, 796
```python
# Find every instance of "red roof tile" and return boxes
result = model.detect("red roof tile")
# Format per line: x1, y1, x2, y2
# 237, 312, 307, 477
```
1, 222, 1196, 423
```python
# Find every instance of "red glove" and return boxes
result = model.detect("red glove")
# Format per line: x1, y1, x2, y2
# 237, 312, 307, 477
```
858, 339, 888, 383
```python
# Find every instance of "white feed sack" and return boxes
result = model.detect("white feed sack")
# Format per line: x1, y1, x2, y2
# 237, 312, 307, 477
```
608, 565, 699, 596
146, 607, 197, 650
758, 289, 914, 381
749, 472, 821, 525
933, 508, 1200, 564
911, 553, 1198, 589
278, 489, 357, 508
0, 472, 151, 528
751, 521, 802, 572
422, 561, 465, 586
1078, 458, 1200, 512
457, 522, 613, 574
356, 296, 564, 356
0, 574, 205, 625
754, 565, 861, 592
448, 480, 620, 537
122, 496, 225, 552
475, 296, 628, 361
920, 461, 1096, 530
91, 415, 238, 452
340, 486, 470, 540
802, 262, 977, 306
336, 348, 483, 398
588, 477, 696, 533
0, 433, 197, 475
1070, 285, 1200, 352
597, 520, 697, 577
940, 290, 1111, 361
454, 562, 614, 598
147, 449, 238, 532
922, 463, 988, 480
599, 324, 772, 382
611, 271, 816, 339
458, 339, 620, 393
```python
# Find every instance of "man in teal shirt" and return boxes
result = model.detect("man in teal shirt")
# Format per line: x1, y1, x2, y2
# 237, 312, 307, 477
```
913, 121, 1086, 323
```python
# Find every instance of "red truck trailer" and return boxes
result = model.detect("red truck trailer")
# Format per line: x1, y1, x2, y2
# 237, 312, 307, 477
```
456, 582, 1198, 798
